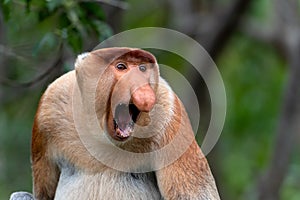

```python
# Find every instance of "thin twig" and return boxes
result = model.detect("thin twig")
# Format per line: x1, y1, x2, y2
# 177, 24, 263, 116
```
81, 0, 129, 10
0, 44, 64, 88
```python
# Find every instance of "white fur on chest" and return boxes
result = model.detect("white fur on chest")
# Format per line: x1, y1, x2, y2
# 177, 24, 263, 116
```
54, 167, 162, 200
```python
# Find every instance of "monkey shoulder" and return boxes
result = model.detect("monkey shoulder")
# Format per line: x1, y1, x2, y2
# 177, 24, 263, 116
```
42, 70, 76, 105
35, 71, 76, 135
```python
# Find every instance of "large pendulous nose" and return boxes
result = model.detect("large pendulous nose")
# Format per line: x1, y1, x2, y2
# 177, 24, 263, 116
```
131, 84, 156, 112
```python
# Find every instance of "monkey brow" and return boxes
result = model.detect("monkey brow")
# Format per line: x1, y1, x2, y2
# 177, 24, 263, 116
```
117, 50, 156, 64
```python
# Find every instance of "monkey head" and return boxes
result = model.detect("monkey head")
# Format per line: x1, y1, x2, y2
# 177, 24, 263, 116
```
75, 47, 160, 143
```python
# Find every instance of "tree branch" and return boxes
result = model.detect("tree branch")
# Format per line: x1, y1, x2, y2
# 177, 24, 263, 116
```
198, 0, 252, 59
81, 0, 129, 10
0, 44, 64, 88
168, 0, 253, 59
0, 7, 6, 103
258, 38, 300, 200
257, 0, 300, 199
240, 21, 277, 45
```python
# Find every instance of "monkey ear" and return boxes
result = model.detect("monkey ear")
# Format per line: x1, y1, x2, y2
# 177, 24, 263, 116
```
75, 52, 90, 69
74, 50, 112, 96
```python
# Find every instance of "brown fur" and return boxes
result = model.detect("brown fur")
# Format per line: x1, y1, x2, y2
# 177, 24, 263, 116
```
31, 47, 220, 200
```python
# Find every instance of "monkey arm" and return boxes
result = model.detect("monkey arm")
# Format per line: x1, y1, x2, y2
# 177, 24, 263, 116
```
155, 96, 220, 200
31, 155, 59, 199
156, 141, 220, 200
31, 122, 60, 200
30, 72, 77, 200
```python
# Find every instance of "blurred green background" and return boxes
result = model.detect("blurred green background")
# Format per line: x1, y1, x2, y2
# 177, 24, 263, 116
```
0, 0, 299, 199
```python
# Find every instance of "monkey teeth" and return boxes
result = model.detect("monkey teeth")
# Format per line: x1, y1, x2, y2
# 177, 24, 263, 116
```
115, 125, 133, 139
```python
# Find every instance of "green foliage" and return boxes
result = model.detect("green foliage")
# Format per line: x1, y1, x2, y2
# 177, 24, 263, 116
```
121, 0, 168, 29
218, 33, 287, 199
0, 91, 42, 199
1, 0, 112, 54
248, 0, 272, 21
282, 153, 300, 200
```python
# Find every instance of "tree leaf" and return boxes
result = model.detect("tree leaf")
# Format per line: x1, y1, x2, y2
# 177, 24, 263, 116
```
46, 0, 63, 12
79, 2, 105, 20
0, 1, 11, 21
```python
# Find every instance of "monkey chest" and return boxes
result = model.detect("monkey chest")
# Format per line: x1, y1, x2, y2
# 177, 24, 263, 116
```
54, 169, 162, 200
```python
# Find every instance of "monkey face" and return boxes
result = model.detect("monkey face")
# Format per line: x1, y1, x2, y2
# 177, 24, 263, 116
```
103, 49, 159, 142
75, 48, 159, 143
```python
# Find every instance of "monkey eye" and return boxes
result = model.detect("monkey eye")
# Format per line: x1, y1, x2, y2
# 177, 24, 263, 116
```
116, 63, 127, 71
139, 65, 147, 72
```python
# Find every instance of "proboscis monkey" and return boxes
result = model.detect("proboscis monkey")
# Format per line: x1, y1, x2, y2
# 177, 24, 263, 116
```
9, 47, 220, 200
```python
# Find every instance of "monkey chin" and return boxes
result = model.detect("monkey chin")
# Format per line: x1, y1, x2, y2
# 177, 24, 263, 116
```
110, 103, 141, 142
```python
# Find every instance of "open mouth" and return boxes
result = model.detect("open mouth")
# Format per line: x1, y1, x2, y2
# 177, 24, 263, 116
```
113, 103, 140, 141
